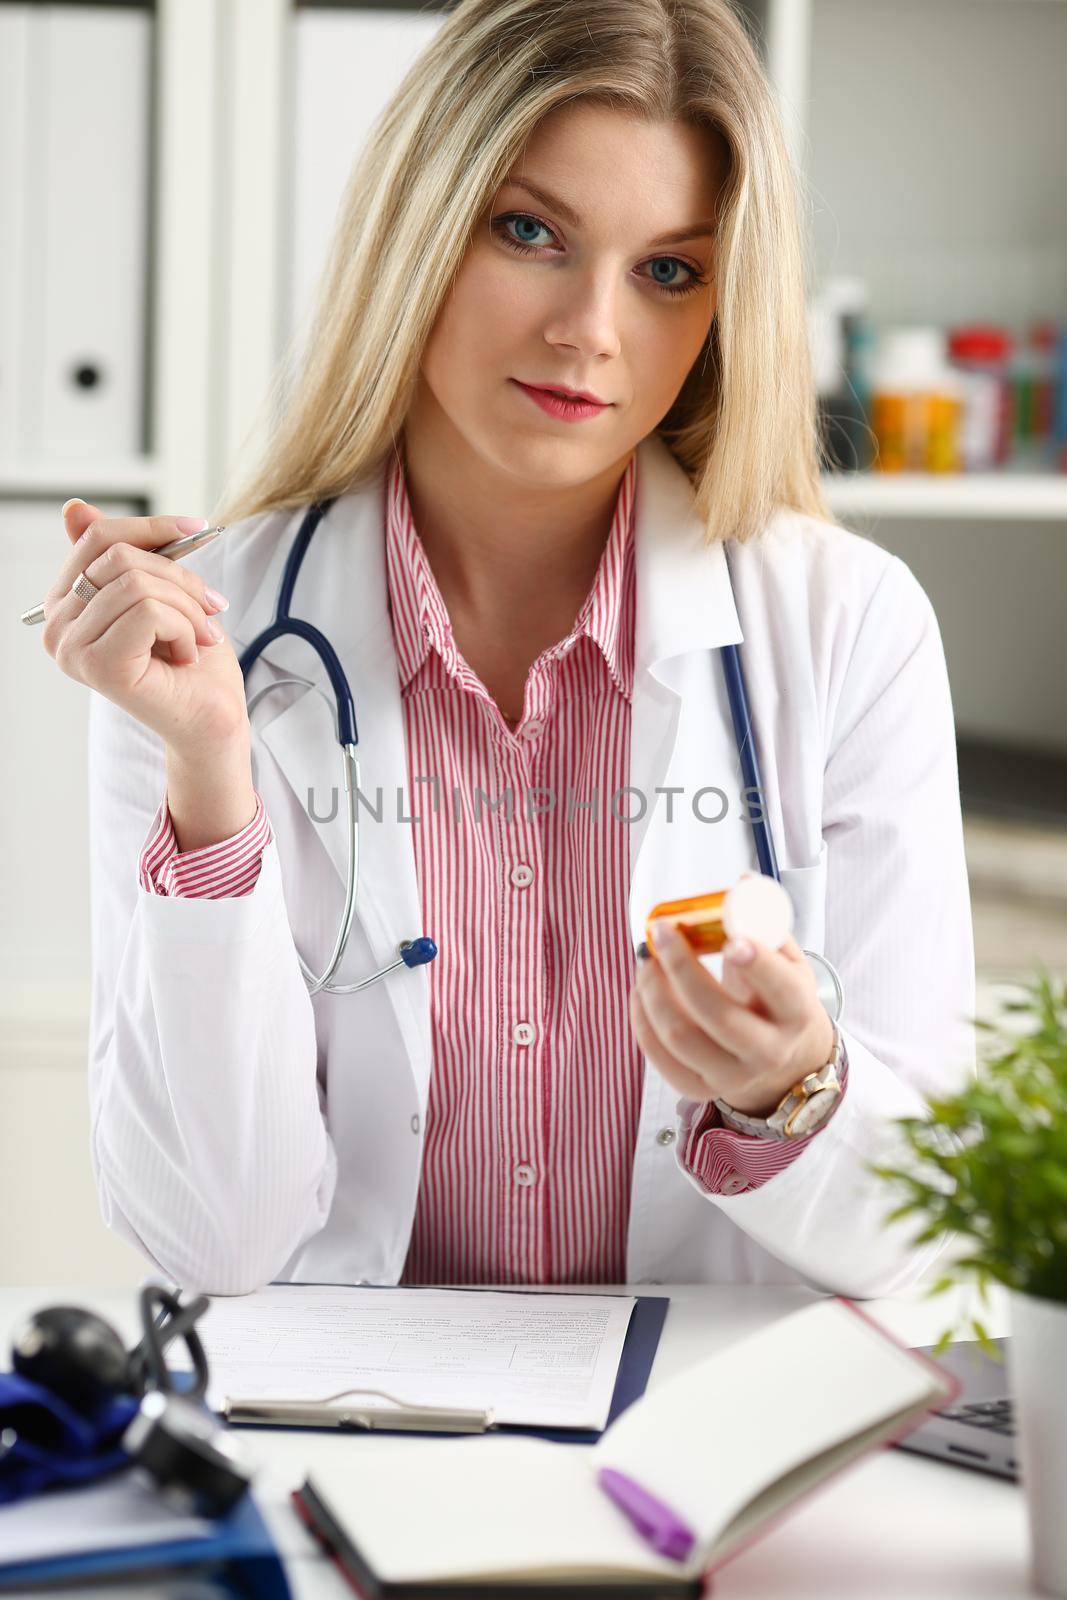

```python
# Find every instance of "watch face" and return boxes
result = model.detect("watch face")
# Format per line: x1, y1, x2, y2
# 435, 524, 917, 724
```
787, 1087, 838, 1138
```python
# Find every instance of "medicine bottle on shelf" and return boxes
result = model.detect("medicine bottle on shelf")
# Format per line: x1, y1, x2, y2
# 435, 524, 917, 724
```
1010, 321, 1058, 469
947, 324, 1014, 469
870, 327, 962, 473
811, 276, 876, 473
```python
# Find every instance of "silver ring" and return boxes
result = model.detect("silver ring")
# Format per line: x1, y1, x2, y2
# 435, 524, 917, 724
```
70, 571, 100, 604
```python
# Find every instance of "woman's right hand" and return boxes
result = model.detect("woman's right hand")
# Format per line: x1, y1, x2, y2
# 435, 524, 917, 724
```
40, 499, 251, 759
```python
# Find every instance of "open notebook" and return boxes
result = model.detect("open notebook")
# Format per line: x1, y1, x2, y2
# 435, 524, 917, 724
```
291, 1298, 958, 1597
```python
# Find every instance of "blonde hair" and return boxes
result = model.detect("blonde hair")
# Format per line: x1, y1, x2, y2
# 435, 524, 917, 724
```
212, 0, 830, 547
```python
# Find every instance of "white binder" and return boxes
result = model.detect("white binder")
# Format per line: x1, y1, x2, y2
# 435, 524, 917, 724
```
19, 4, 152, 461
0, 7, 31, 459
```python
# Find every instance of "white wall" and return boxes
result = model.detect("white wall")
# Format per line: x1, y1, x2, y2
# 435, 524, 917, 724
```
841, 514, 1067, 755
3, 495, 148, 1287
0, 1029, 146, 1288
807, 0, 1067, 330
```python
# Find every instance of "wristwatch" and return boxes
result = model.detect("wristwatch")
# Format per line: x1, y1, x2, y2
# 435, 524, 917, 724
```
714, 1021, 845, 1140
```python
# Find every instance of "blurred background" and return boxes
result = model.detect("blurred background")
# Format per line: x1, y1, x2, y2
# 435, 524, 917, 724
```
3, 0, 1066, 1286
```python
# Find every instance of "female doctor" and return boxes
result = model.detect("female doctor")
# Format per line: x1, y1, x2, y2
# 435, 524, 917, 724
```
41, 0, 974, 1299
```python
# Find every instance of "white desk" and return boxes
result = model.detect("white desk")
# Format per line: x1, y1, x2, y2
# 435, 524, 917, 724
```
0, 1282, 1030, 1599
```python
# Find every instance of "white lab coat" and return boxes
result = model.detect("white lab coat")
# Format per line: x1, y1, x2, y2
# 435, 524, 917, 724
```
86, 432, 975, 1298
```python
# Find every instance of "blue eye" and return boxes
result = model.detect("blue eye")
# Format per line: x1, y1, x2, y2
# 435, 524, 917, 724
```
501, 214, 554, 249
492, 212, 707, 300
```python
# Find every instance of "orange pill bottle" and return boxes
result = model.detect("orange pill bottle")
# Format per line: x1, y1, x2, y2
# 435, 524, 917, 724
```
642, 875, 794, 958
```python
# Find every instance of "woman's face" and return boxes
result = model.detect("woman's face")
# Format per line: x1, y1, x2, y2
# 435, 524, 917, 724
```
414, 102, 725, 488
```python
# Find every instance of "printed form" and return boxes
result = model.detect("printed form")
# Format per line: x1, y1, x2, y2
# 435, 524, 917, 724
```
193, 1285, 637, 1429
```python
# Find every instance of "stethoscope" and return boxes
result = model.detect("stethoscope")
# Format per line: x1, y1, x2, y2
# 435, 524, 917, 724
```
6, 1287, 253, 1516
239, 499, 437, 998
239, 500, 844, 1023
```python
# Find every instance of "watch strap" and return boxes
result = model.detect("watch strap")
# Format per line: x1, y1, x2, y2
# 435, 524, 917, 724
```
714, 1021, 845, 1141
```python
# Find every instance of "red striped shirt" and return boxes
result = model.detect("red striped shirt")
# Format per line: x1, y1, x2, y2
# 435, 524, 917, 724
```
138, 452, 846, 1281
388, 451, 643, 1283
139, 787, 270, 898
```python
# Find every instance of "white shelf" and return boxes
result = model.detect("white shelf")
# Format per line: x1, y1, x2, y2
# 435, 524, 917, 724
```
0, 456, 159, 499
821, 472, 1067, 522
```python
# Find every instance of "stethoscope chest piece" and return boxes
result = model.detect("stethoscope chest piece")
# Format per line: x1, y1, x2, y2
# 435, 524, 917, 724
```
122, 1390, 252, 1517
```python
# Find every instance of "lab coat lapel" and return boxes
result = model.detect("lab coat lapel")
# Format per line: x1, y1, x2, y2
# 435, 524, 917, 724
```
627, 433, 750, 950
625, 436, 756, 1283
231, 472, 432, 1091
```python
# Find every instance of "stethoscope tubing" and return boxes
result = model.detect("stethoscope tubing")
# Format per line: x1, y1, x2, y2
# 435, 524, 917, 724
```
720, 547, 843, 1022
718, 650, 780, 883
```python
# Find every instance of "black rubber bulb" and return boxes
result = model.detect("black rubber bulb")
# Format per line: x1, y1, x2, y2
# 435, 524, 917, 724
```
11, 1306, 136, 1413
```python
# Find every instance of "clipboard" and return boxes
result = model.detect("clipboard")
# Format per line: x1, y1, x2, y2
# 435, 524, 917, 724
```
222, 1291, 669, 1444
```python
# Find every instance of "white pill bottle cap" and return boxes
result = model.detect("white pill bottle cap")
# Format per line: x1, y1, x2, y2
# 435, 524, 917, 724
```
722, 871, 794, 949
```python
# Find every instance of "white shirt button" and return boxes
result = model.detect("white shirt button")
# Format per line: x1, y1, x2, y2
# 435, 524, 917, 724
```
721, 1173, 748, 1195
410, 1114, 420, 1135
521, 718, 544, 739
656, 1126, 677, 1146
510, 863, 534, 888
514, 1163, 536, 1187
512, 1021, 537, 1046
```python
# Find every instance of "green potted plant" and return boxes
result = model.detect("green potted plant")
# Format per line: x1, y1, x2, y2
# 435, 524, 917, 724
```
869, 966, 1067, 1599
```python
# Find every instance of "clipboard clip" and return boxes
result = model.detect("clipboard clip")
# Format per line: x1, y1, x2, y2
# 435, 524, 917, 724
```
219, 1386, 496, 1433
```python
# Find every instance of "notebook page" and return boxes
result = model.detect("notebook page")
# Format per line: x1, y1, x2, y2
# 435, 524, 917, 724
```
189, 1284, 636, 1429
591, 1298, 948, 1574
702, 1402, 932, 1563
304, 1434, 685, 1585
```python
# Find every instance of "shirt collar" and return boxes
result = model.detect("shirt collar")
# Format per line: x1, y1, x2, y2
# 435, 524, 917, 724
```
229, 432, 743, 712
385, 450, 637, 699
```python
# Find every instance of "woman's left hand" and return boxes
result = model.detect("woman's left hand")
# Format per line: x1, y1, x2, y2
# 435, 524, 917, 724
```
629, 918, 835, 1115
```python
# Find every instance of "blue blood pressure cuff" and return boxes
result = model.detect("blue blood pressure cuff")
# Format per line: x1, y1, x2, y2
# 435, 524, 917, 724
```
0, 1369, 140, 1505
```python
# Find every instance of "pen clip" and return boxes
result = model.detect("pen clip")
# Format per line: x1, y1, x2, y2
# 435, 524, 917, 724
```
596, 1466, 696, 1563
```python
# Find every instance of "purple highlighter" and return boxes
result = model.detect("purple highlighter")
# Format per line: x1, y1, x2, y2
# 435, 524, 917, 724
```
596, 1466, 696, 1562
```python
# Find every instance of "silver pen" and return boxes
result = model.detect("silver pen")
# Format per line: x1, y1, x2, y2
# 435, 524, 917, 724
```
20, 524, 228, 626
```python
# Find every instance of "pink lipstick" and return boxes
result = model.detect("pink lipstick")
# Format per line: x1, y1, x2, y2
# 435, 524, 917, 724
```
510, 379, 611, 422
